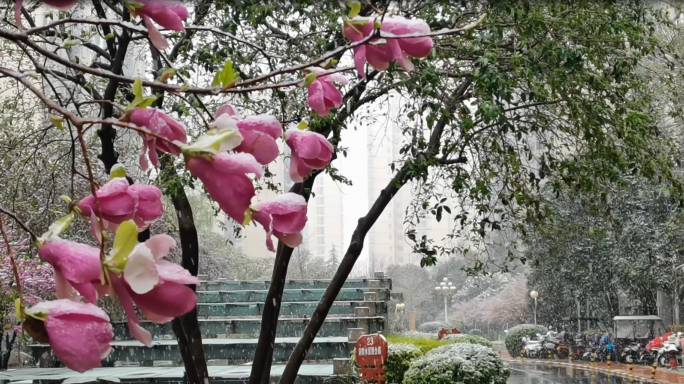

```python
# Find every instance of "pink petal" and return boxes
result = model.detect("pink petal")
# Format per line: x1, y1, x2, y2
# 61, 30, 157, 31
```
128, 184, 163, 226
43, 0, 80, 9
286, 130, 322, 159
110, 275, 151, 346
39, 239, 101, 303
235, 130, 279, 165
145, 234, 176, 261
44, 309, 113, 373
30, 299, 109, 321
54, 269, 79, 302
144, 16, 169, 50
155, 260, 198, 285
128, 281, 197, 319
140, 309, 174, 324
129, 320, 153, 347
14, 0, 23, 29
238, 115, 283, 140
321, 81, 343, 109
213, 152, 264, 178
307, 80, 329, 117
216, 104, 239, 118
398, 37, 433, 58
321, 72, 349, 85
90, 212, 103, 244
365, 45, 392, 71
354, 45, 367, 79
288, 152, 306, 183
275, 232, 303, 248
139, 139, 150, 171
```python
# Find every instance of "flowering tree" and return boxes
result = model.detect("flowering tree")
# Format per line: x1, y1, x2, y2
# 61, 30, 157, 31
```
0, 1, 681, 383
0, 233, 54, 369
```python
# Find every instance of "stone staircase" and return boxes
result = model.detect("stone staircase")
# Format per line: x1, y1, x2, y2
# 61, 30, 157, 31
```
24, 273, 392, 383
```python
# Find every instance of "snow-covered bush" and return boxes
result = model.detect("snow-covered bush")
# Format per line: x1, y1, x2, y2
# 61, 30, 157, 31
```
505, 324, 547, 357
401, 332, 438, 340
445, 334, 493, 348
404, 343, 510, 384
385, 343, 422, 383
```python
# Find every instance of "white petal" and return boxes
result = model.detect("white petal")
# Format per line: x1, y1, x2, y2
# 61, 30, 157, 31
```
123, 244, 159, 294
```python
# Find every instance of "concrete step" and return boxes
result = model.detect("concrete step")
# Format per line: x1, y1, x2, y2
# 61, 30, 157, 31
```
199, 278, 392, 291
196, 288, 390, 303
31, 337, 350, 368
112, 316, 386, 340
0, 364, 340, 384
197, 301, 387, 318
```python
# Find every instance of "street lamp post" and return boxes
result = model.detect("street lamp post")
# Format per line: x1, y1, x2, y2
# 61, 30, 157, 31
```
530, 290, 539, 325
435, 277, 457, 323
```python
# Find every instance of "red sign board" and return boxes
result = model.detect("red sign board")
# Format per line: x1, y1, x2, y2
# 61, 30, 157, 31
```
355, 334, 388, 383
438, 327, 461, 340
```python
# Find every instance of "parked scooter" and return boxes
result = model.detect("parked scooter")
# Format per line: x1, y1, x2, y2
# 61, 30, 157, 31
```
522, 333, 545, 358
656, 332, 683, 368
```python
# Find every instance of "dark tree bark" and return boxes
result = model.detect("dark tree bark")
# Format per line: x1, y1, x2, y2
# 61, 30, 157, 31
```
0, 331, 16, 370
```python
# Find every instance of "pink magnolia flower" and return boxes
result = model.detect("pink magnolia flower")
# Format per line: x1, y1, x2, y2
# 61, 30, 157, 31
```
135, 0, 189, 50
15, 0, 79, 29
107, 235, 197, 346
213, 105, 283, 165
186, 153, 263, 224
306, 67, 349, 117
252, 193, 308, 252
343, 16, 433, 78
78, 178, 164, 240
23, 300, 112, 373
130, 108, 188, 170
38, 239, 105, 304
285, 129, 333, 182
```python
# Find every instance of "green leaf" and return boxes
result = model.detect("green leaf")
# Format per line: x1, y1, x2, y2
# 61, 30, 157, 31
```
221, 60, 235, 86
182, 129, 241, 156
133, 77, 143, 98
302, 72, 318, 87
104, 33, 115, 40
59, 195, 72, 205
160, 68, 176, 82
62, 39, 82, 48
49, 114, 64, 130
137, 96, 158, 108
107, 220, 138, 271
297, 120, 309, 130
211, 71, 221, 87
39, 213, 75, 242
109, 164, 127, 180
347, 1, 361, 18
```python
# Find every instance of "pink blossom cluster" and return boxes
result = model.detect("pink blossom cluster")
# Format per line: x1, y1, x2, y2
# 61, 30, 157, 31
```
10, 0, 435, 374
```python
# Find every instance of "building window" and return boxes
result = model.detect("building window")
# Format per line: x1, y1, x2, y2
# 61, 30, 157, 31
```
317, 226, 324, 235
397, 245, 403, 252
317, 206, 325, 215
317, 216, 324, 226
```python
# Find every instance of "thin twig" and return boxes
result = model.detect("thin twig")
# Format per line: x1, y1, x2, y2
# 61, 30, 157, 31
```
0, 207, 38, 243
0, 216, 24, 309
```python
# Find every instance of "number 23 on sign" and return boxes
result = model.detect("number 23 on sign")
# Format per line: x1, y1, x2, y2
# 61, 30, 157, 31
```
355, 334, 388, 383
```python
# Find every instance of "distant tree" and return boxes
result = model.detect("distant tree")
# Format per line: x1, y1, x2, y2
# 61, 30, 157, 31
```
326, 245, 340, 277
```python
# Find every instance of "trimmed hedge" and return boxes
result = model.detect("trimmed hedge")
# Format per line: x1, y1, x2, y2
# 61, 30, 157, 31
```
404, 343, 510, 384
385, 343, 422, 383
505, 324, 547, 357
386, 334, 448, 354
445, 334, 493, 348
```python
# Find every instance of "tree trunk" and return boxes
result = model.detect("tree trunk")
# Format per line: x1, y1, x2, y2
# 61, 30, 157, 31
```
167, 162, 209, 384
250, 179, 316, 384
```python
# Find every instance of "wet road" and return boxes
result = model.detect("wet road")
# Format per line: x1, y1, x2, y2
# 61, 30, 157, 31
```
508, 362, 655, 384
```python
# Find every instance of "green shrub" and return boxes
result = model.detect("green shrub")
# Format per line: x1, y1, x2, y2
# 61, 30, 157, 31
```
505, 324, 547, 357
386, 334, 448, 354
385, 343, 422, 383
404, 343, 510, 384
445, 334, 493, 348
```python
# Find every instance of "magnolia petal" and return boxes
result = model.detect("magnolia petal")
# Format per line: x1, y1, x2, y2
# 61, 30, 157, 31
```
321, 81, 343, 109
53, 269, 79, 302
156, 260, 198, 285
14, 0, 23, 29
45, 310, 113, 373
129, 320, 153, 347
288, 152, 305, 183
129, 281, 197, 319
354, 45, 367, 79
307, 80, 329, 117
140, 308, 174, 324
123, 244, 160, 294
216, 104, 239, 118
238, 115, 283, 140
143, 16, 169, 50
275, 231, 303, 248
145, 234, 176, 261
139, 139, 150, 171
235, 131, 279, 165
